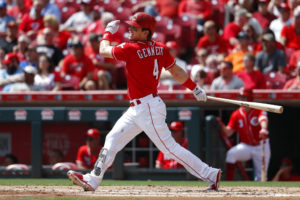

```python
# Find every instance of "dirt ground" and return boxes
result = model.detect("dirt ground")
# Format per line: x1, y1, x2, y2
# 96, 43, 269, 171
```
0, 185, 300, 199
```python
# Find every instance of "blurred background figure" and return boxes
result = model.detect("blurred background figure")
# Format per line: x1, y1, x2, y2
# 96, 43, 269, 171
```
283, 62, 300, 90
272, 158, 300, 181
155, 121, 188, 169
48, 149, 63, 165
76, 128, 102, 170
3, 153, 18, 166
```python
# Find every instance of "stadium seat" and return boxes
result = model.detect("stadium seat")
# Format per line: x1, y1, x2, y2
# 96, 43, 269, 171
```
113, 7, 132, 21
102, 0, 120, 12
155, 16, 172, 32
61, 6, 78, 23
152, 32, 166, 43
121, 0, 144, 8
264, 72, 287, 89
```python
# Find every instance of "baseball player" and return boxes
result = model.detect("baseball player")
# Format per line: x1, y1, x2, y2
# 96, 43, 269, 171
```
67, 12, 221, 191
155, 121, 188, 169
218, 88, 271, 181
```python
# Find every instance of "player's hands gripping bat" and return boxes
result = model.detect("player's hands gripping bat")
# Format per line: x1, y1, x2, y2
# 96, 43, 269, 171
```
193, 85, 207, 102
102, 20, 120, 41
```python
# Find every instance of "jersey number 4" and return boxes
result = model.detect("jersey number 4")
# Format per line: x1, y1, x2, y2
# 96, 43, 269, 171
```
153, 59, 159, 80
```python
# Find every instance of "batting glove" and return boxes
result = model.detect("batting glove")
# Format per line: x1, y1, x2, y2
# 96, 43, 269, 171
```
105, 20, 120, 35
193, 85, 207, 102
259, 128, 269, 140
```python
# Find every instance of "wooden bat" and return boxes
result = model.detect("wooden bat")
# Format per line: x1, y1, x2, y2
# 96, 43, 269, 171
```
261, 140, 266, 182
207, 96, 284, 114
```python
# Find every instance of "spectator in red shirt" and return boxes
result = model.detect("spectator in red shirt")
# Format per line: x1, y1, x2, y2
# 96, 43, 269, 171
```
196, 20, 229, 57
280, 6, 300, 50
178, 0, 212, 25
155, 121, 188, 169
7, 0, 30, 25
18, 0, 44, 40
272, 158, 300, 181
283, 63, 300, 90
237, 53, 267, 89
37, 15, 72, 50
61, 37, 96, 90
252, 0, 277, 30
76, 128, 103, 170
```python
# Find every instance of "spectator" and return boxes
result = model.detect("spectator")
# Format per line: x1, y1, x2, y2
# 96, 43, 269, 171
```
269, 2, 292, 42
132, 0, 180, 18
7, 0, 30, 25
3, 153, 18, 166
34, 54, 59, 91
190, 48, 209, 80
0, 0, 15, 37
281, 6, 300, 50
242, 23, 259, 51
155, 121, 188, 169
18, 0, 44, 39
237, 53, 267, 89
33, 0, 61, 22
9, 65, 45, 91
255, 33, 286, 74
272, 158, 300, 181
37, 15, 72, 50
194, 67, 210, 90
61, 37, 96, 90
225, 32, 256, 73
15, 34, 30, 62
252, 0, 276, 30
160, 41, 187, 90
283, 62, 300, 90
178, 0, 212, 25
76, 128, 103, 170
196, 20, 229, 57
0, 52, 23, 91
218, 88, 270, 181
19, 45, 38, 70
85, 33, 116, 90
61, 0, 93, 33
267, 0, 285, 17
0, 21, 18, 53
211, 61, 244, 90
36, 27, 64, 66
81, 9, 102, 40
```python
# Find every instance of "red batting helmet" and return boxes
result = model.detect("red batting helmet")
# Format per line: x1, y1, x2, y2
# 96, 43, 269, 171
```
170, 121, 184, 131
239, 88, 253, 101
126, 12, 156, 34
86, 128, 100, 139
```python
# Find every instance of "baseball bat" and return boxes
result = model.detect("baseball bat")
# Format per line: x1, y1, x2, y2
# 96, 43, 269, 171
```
261, 140, 266, 182
207, 96, 284, 114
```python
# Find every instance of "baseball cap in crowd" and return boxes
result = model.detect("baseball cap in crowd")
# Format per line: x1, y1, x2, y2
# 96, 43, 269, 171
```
86, 128, 100, 139
280, 158, 292, 166
235, 8, 251, 18
2, 53, 18, 64
279, 2, 290, 11
262, 33, 275, 42
237, 31, 250, 40
170, 121, 184, 131
18, 35, 30, 43
0, 0, 6, 8
126, 12, 156, 34
7, 21, 17, 29
166, 41, 179, 50
68, 37, 83, 48
23, 65, 37, 74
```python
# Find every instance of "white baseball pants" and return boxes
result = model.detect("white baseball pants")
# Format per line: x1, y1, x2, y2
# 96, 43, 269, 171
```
226, 139, 271, 181
92, 94, 219, 184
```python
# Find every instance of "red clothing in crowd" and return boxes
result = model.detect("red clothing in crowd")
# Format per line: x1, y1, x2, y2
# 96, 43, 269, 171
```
156, 0, 180, 18
281, 24, 300, 50
227, 107, 268, 146
237, 70, 267, 89
61, 54, 95, 81
278, 174, 300, 181
18, 13, 44, 33
288, 50, 300, 69
283, 77, 300, 90
38, 28, 72, 50
223, 22, 241, 41
178, 0, 212, 21
7, 5, 30, 23
82, 20, 104, 35
252, 12, 276, 30
156, 138, 188, 169
76, 144, 102, 169
196, 35, 229, 54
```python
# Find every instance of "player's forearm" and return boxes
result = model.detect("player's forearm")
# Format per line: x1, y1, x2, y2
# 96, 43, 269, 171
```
99, 40, 114, 59
169, 65, 190, 84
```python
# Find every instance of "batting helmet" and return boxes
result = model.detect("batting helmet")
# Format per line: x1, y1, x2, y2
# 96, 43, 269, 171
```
170, 121, 184, 131
126, 12, 156, 34
86, 128, 100, 139
239, 88, 253, 101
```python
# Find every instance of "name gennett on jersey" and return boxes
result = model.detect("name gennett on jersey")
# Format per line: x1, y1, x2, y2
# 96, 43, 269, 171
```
118, 42, 164, 59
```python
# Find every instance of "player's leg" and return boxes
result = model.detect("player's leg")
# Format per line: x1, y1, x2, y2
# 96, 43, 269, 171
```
225, 143, 252, 180
136, 97, 220, 188
68, 108, 142, 191
252, 139, 271, 181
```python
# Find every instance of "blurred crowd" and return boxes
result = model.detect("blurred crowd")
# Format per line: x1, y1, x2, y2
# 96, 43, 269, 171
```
0, 0, 300, 92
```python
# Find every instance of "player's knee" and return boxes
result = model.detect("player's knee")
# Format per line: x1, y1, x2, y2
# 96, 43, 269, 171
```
226, 149, 236, 163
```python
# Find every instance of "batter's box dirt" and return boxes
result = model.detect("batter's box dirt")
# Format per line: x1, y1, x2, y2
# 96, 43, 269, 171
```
0, 185, 300, 199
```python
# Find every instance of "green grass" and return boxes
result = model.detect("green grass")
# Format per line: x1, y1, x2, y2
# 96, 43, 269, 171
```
0, 178, 299, 187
